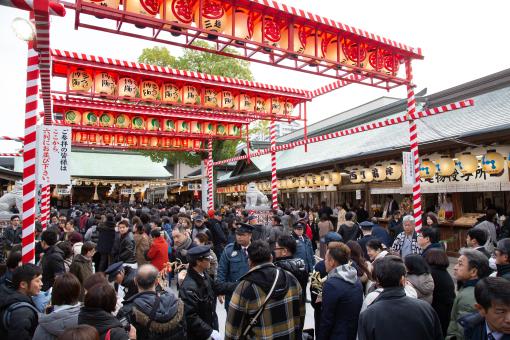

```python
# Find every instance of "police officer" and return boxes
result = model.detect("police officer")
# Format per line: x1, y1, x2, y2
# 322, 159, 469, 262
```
179, 245, 235, 340
105, 261, 138, 300
217, 223, 252, 309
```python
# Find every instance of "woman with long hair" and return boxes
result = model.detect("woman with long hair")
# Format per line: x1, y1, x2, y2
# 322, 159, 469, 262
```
346, 241, 372, 287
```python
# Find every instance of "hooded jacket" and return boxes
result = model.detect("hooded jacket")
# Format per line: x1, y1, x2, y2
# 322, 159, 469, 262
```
225, 262, 304, 340
338, 221, 362, 242
407, 273, 435, 304
78, 306, 128, 340
117, 291, 186, 340
0, 291, 39, 340
274, 256, 309, 295
41, 245, 65, 292
33, 304, 80, 340
318, 264, 363, 340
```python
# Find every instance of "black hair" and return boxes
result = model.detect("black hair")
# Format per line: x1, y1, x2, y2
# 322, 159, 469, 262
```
247, 240, 272, 265
10, 215, 20, 221
298, 211, 306, 218
327, 243, 351, 265
424, 248, 449, 269
150, 229, 161, 238
81, 241, 96, 255
272, 215, 281, 224
366, 239, 384, 251
57, 241, 73, 259
404, 254, 430, 275
373, 255, 406, 288
421, 227, 440, 244
345, 212, 354, 221
276, 235, 297, 255
12, 263, 42, 290
6, 251, 22, 270
51, 272, 81, 306
467, 228, 488, 246
67, 219, 75, 226
41, 230, 59, 246
475, 277, 510, 310
320, 214, 329, 221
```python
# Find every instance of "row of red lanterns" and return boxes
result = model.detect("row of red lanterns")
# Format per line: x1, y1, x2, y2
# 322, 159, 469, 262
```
72, 131, 204, 149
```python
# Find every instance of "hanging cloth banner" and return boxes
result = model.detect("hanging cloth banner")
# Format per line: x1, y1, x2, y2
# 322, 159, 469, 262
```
36, 125, 72, 185
402, 151, 414, 186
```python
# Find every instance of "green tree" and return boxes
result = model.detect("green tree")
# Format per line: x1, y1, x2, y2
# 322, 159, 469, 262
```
139, 42, 253, 167
249, 120, 270, 141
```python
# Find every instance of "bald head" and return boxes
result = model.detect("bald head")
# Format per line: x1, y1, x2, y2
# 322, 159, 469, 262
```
135, 264, 159, 291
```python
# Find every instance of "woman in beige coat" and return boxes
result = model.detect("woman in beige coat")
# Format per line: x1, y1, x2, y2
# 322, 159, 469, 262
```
318, 214, 335, 258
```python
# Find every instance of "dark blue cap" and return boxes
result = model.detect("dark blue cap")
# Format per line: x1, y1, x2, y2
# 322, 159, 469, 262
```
187, 245, 212, 259
324, 231, 343, 244
236, 223, 254, 234
194, 214, 205, 222
105, 261, 124, 281
292, 222, 306, 229
360, 221, 374, 229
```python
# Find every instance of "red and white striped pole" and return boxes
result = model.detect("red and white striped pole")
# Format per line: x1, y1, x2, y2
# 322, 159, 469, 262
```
0, 136, 24, 142
270, 119, 278, 210
405, 60, 423, 231
22, 20, 39, 264
40, 185, 50, 229
0, 153, 23, 157
207, 139, 214, 210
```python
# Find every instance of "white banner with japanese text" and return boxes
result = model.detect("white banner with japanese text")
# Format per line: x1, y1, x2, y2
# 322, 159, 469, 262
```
36, 125, 72, 185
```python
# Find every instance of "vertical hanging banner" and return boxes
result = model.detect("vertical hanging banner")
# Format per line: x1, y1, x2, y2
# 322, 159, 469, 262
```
402, 151, 415, 185
37, 125, 72, 185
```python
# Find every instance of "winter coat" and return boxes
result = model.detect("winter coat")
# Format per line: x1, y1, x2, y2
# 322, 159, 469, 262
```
146, 237, 169, 271
319, 264, 363, 340
0, 291, 39, 340
371, 225, 392, 247
422, 242, 444, 258
78, 306, 129, 340
84, 225, 99, 244
69, 254, 93, 285
274, 256, 309, 299
251, 224, 270, 242
97, 221, 116, 254
357, 235, 377, 260
217, 242, 250, 308
459, 312, 510, 340
117, 291, 186, 340
267, 224, 289, 250
474, 221, 497, 254
388, 219, 403, 242
133, 233, 150, 266
225, 263, 304, 340
121, 266, 138, 301
497, 263, 510, 280
430, 265, 456, 336
2, 226, 22, 249
338, 221, 362, 242
112, 232, 136, 264
41, 245, 65, 291
179, 267, 234, 339
391, 231, 422, 257
33, 304, 80, 340
446, 279, 479, 340
206, 218, 227, 256
358, 287, 443, 340
293, 233, 316, 272
407, 273, 435, 304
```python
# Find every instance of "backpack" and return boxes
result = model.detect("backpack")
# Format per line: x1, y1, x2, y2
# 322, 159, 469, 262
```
1, 301, 39, 330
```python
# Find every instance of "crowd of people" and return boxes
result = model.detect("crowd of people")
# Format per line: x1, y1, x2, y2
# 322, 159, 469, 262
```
0, 200, 509, 340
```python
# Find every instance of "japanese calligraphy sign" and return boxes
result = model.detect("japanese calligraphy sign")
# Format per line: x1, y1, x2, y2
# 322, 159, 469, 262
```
37, 126, 72, 185
402, 152, 414, 185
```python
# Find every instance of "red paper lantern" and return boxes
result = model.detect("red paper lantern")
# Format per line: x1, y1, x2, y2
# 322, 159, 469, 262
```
115, 134, 125, 145
126, 135, 138, 146
159, 0, 193, 31
149, 136, 160, 147
124, 0, 161, 17
225, 7, 254, 41
252, 16, 284, 49
139, 136, 149, 146
196, 0, 227, 37
162, 137, 172, 148
102, 134, 114, 145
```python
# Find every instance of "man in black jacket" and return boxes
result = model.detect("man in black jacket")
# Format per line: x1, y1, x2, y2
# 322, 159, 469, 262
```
179, 245, 235, 340
117, 264, 186, 340
40, 230, 65, 291
459, 277, 510, 340
2, 216, 22, 254
105, 262, 138, 300
206, 210, 227, 258
495, 238, 510, 280
274, 235, 309, 295
0, 264, 42, 339
358, 255, 443, 340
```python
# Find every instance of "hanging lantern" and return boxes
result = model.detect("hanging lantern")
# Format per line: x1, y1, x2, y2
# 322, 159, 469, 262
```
420, 159, 436, 179
159, 0, 193, 33
118, 77, 137, 97
131, 116, 145, 129
115, 114, 130, 128
181, 138, 190, 148
290, 177, 300, 189
305, 174, 314, 187
196, 0, 227, 38
190, 121, 203, 134
173, 138, 181, 148
74, 132, 88, 143
437, 156, 456, 176
386, 162, 402, 180
279, 179, 288, 189
372, 163, 387, 181
265, 97, 283, 115
140, 81, 159, 100
216, 123, 227, 136
69, 68, 93, 92
147, 118, 161, 131
124, 0, 160, 17
64, 110, 81, 124
283, 101, 294, 115
279, 24, 307, 55
298, 176, 307, 188
221, 91, 234, 109
225, 7, 254, 42
175, 120, 189, 133
205, 122, 216, 135
99, 112, 115, 127
160, 119, 175, 132
350, 169, 362, 184
254, 97, 267, 113
126, 135, 138, 146
320, 34, 348, 64
94, 72, 116, 95
365, 47, 384, 73
162, 137, 172, 148
313, 174, 323, 186
320, 172, 331, 186
203, 88, 219, 107
149, 136, 160, 147
102, 134, 114, 145
285, 177, 293, 189
161, 83, 181, 103
330, 172, 342, 185
228, 124, 241, 137
181, 85, 200, 105
139, 135, 150, 147
234, 94, 254, 111
482, 150, 505, 175
456, 152, 478, 175
82, 111, 98, 126
343, 40, 368, 68
88, 133, 101, 144
252, 16, 284, 50
383, 53, 400, 76
193, 140, 203, 149
360, 168, 374, 182
115, 134, 126, 145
